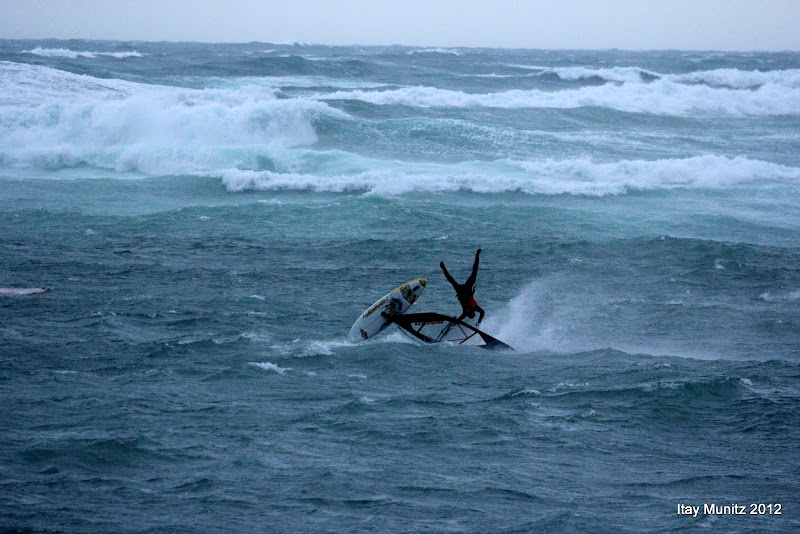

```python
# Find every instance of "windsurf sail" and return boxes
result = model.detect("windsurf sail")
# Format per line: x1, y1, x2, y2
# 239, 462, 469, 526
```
391, 312, 513, 351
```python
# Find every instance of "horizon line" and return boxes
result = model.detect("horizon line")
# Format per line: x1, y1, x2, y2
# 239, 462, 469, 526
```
2, 37, 799, 54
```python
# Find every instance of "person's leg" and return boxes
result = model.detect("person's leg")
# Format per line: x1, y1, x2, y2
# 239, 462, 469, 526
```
440, 261, 459, 290
464, 249, 480, 289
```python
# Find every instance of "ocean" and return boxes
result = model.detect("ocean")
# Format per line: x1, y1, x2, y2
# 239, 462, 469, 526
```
1, 40, 799, 532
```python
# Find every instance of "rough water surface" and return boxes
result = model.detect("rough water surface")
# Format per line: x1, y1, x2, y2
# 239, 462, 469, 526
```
1, 40, 799, 533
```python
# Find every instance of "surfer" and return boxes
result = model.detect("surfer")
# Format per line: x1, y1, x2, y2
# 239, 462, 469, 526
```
440, 248, 485, 325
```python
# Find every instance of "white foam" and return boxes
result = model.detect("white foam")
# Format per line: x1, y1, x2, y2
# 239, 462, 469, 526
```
302, 339, 354, 356
216, 155, 800, 197
0, 61, 142, 106
214, 74, 388, 90
482, 279, 570, 353
240, 332, 271, 343
24, 47, 144, 59
249, 361, 290, 374
0, 62, 344, 175
377, 330, 417, 345
508, 65, 800, 89
4, 62, 800, 195
269, 338, 356, 357
460, 73, 519, 79
670, 68, 800, 89
549, 66, 660, 83
322, 78, 800, 116
513, 155, 799, 194
407, 48, 462, 55
552, 382, 590, 392
469, 68, 647, 81
505, 64, 550, 71
759, 290, 800, 302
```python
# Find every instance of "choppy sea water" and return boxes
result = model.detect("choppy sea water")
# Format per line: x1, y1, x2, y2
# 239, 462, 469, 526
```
1, 40, 799, 532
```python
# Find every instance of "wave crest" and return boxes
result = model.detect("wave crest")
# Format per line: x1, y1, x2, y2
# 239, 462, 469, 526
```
509, 65, 800, 89
0, 62, 344, 174
218, 155, 799, 197
323, 79, 800, 116
24, 47, 144, 59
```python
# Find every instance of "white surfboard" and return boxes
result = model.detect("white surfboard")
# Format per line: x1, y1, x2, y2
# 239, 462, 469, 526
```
348, 279, 426, 342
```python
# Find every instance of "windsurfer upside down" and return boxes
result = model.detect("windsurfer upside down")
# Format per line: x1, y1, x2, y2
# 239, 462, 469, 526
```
440, 248, 485, 326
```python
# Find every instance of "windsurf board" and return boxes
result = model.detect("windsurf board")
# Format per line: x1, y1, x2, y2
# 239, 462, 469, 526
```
348, 279, 426, 342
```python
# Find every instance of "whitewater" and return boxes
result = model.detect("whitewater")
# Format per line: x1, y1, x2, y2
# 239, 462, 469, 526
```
1, 40, 799, 533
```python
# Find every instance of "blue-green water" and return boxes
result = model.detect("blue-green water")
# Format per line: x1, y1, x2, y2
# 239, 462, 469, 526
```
1, 40, 800, 532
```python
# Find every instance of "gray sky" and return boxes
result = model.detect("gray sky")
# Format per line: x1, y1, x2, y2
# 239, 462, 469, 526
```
1, 0, 798, 50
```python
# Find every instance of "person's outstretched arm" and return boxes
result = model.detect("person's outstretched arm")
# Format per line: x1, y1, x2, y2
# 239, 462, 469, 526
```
465, 248, 481, 289
440, 261, 458, 290
475, 304, 485, 326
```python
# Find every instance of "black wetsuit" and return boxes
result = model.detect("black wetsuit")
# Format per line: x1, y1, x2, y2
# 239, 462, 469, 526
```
440, 249, 485, 325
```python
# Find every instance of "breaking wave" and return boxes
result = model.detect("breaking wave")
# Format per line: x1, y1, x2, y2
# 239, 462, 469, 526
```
323, 79, 800, 116
510, 65, 660, 83
2, 61, 799, 197
0, 62, 343, 174
219, 155, 799, 197
249, 361, 291, 374
670, 68, 800, 89
407, 48, 462, 55
507, 65, 800, 89
24, 47, 144, 59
